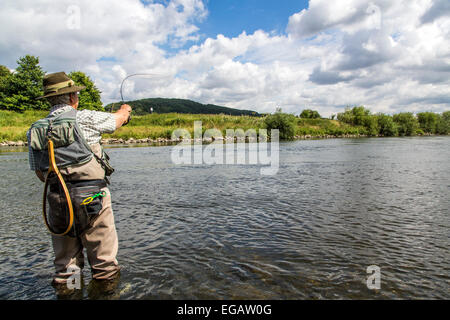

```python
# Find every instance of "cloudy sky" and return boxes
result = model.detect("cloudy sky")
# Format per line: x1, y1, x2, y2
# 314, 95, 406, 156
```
0, 0, 449, 116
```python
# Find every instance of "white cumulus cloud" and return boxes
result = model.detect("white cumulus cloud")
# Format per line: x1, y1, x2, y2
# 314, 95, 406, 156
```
0, 0, 448, 116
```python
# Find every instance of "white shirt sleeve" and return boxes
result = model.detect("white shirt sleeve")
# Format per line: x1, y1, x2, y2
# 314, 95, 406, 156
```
76, 109, 117, 144
26, 129, 36, 171
77, 110, 116, 133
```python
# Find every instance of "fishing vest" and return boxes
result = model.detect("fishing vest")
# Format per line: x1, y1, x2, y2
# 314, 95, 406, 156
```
29, 108, 112, 181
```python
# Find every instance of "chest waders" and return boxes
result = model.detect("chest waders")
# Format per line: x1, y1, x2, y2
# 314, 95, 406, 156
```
30, 108, 113, 237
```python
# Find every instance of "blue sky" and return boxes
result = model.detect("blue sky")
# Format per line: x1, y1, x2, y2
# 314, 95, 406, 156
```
156, 0, 309, 54
199, 0, 309, 38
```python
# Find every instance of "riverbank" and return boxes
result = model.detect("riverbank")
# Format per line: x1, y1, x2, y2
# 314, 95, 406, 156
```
0, 110, 360, 142
0, 110, 447, 146
0, 134, 357, 147
1, 133, 445, 148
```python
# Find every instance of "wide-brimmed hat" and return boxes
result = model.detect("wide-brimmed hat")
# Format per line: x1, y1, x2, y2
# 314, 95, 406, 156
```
37, 72, 85, 99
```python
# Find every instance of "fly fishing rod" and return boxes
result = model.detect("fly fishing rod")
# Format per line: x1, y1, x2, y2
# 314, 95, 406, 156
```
111, 73, 168, 115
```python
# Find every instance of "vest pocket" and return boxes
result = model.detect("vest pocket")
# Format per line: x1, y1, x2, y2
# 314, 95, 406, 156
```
30, 122, 76, 150
70, 185, 105, 236
51, 122, 76, 148
46, 188, 72, 235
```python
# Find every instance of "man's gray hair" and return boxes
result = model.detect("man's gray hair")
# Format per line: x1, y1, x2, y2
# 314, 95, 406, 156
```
46, 93, 72, 106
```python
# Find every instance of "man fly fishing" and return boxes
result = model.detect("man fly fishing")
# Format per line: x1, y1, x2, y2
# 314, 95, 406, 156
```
27, 72, 132, 289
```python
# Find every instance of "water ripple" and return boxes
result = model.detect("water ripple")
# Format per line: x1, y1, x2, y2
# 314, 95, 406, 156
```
0, 138, 449, 299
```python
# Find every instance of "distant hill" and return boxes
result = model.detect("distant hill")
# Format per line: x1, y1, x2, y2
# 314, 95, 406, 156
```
105, 98, 260, 116
105, 98, 260, 117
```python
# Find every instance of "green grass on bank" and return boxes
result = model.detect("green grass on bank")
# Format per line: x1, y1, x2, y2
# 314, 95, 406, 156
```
0, 110, 441, 142
296, 118, 365, 136
0, 111, 267, 141
104, 113, 265, 140
0, 110, 48, 141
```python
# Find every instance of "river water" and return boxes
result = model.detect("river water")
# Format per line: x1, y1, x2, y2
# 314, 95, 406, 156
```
0, 137, 449, 299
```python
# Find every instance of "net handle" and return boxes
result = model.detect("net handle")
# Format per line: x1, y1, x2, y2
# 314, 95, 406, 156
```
42, 139, 74, 236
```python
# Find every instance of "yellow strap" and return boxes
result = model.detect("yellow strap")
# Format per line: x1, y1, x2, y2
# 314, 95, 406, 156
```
42, 139, 74, 236
45, 80, 75, 93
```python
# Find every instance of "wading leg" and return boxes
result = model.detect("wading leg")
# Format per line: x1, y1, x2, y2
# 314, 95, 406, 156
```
51, 234, 84, 284
81, 188, 120, 280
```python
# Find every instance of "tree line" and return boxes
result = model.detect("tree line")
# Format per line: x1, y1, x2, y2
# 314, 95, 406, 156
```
105, 98, 260, 116
335, 106, 449, 136
299, 107, 449, 136
264, 106, 449, 140
0, 55, 103, 112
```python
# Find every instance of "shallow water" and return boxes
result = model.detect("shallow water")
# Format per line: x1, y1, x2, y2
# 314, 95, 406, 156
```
0, 137, 449, 299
